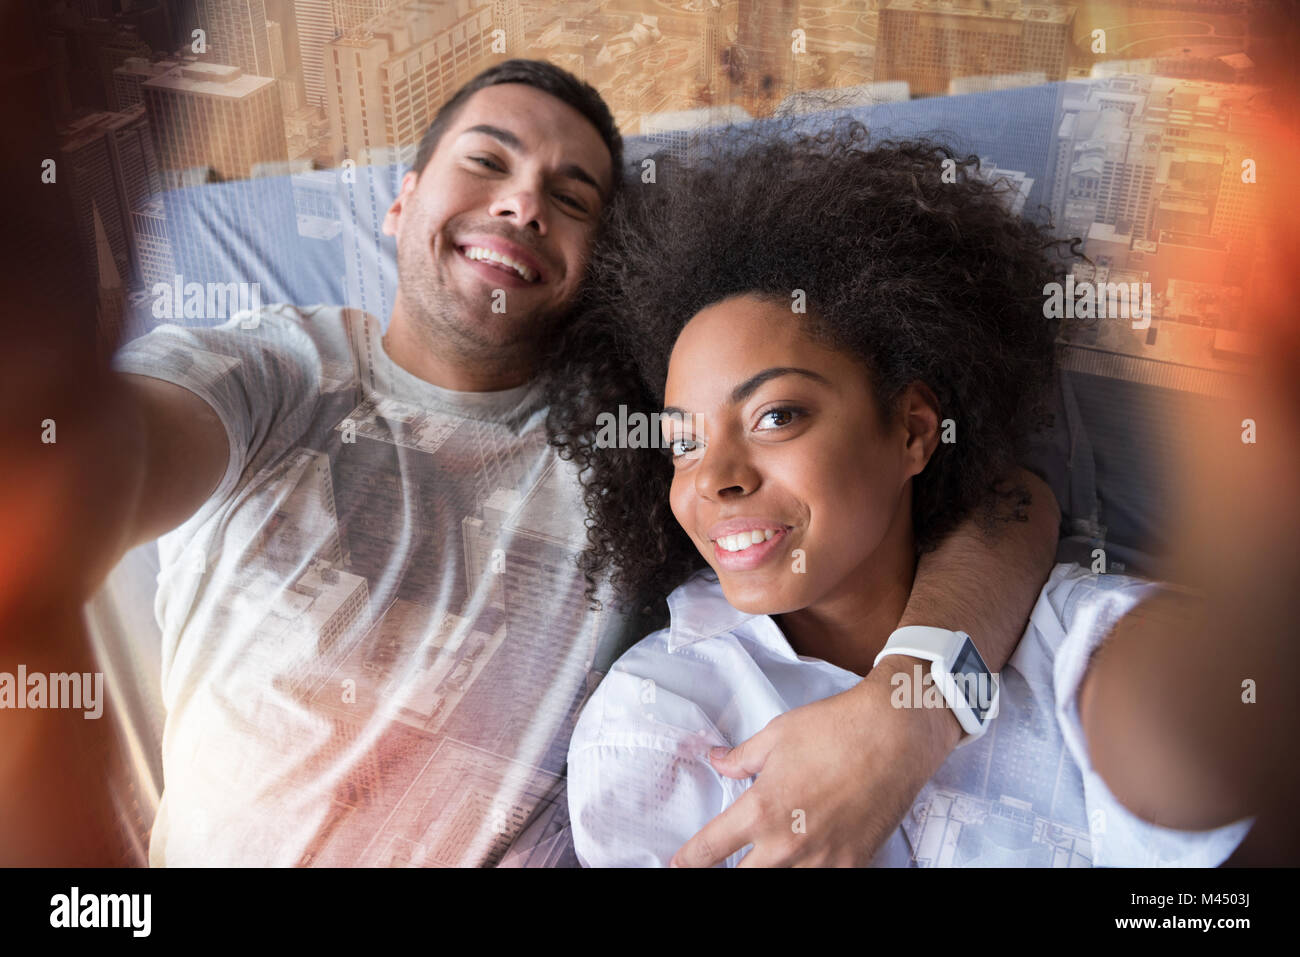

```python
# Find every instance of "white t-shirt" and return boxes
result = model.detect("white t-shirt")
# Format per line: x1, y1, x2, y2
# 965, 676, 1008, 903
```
567, 564, 1254, 867
113, 304, 640, 866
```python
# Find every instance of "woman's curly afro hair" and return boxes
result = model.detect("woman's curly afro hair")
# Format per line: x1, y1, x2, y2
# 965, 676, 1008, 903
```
544, 119, 1077, 609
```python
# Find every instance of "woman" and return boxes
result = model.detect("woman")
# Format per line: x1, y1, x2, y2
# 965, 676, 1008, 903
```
546, 122, 1252, 867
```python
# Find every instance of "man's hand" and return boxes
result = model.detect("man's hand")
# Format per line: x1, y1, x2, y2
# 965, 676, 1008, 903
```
671, 467, 1059, 867
670, 658, 961, 867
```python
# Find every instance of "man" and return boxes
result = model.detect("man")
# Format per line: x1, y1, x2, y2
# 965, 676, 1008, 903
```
3, 60, 1059, 866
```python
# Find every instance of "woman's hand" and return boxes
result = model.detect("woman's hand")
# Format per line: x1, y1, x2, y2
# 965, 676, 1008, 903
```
669, 656, 961, 867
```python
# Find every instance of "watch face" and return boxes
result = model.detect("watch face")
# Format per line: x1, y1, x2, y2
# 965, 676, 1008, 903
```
951, 637, 997, 724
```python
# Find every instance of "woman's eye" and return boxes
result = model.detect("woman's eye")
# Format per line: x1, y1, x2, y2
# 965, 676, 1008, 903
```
667, 437, 700, 460
756, 408, 799, 430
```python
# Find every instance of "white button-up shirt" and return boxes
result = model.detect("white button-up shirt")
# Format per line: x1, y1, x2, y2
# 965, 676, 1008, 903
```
568, 563, 1253, 867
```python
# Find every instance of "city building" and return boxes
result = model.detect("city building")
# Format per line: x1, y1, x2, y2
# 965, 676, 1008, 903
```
325, 1, 498, 166
195, 0, 274, 77
876, 0, 1074, 97
142, 61, 287, 183
58, 105, 162, 288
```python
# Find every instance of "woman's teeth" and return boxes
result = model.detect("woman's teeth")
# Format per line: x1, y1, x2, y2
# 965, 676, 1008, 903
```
462, 245, 538, 282
715, 529, 777, 552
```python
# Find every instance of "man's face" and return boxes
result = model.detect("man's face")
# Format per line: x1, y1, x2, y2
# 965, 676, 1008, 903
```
382, 83, 613, 359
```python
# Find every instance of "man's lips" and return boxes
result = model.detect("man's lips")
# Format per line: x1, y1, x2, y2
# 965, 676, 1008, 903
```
453, 236, 547, 287
455, 246, 539, 289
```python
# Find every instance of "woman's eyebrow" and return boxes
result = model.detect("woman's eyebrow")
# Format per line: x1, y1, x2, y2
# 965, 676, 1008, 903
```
662, 367, 830, 418
728, 367, 829, 404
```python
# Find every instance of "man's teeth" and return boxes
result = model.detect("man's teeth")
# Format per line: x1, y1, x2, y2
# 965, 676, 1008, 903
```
715, 529, 778, 552
462, 245, 538, 282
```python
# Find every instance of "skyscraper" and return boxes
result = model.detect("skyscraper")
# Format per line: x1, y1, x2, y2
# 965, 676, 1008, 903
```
492, 0, 524, 56
325, 1, 497, 166
876, 0, 1074, 97
59, 106, 161, 287
733, 0, 800, 114
143, 61, 287, 182
195, 0, 275, 76
293, 0, 338, 108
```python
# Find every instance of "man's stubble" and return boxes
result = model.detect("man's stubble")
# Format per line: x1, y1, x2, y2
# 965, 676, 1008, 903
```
393, 207, 571, 376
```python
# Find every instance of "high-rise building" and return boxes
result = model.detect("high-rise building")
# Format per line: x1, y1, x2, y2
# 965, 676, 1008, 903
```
876, 0, 1074, 97
267, 19, 287, 77
293, 0, 338, 108
59, 106, 161, 287
131, 198, 175, 290
335, 0, 394, 33
195, 0, 275, 76
46, 13, 153, 113
733, 0, 800, 113
93, 204, 127, 355
114, 56, 174, 110
325, 1, 497, 166
1050, 108, 1160, 242
492, 0, 524, 56
143, 61, 287, 182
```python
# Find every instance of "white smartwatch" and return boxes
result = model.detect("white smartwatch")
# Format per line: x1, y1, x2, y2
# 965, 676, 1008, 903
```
873, 626, 1000, 747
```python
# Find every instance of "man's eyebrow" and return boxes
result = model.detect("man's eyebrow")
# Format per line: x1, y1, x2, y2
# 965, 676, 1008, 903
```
460, 124, 522, 150
460, 124, 604, 197
661, 367, 831, 419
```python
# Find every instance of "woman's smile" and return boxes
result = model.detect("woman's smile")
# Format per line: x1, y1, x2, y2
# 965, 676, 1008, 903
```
708, 523, 793, 571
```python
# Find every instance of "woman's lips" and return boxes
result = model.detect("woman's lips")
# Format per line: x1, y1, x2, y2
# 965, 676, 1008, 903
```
710, 526, 790, 572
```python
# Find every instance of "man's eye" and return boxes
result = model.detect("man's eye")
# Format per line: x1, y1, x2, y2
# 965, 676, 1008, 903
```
756, 408, 800, 430
470, 155, 503, 172
555, 193, 587, 213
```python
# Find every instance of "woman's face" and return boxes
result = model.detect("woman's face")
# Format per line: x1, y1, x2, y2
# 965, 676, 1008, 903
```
663, 293, 937, 616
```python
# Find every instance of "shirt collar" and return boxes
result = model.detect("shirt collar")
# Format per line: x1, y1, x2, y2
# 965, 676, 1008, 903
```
665, 569, 769, 652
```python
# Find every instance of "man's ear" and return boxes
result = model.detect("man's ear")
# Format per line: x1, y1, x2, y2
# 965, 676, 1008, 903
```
899, 380, 942, 479
382, 170, 419, 237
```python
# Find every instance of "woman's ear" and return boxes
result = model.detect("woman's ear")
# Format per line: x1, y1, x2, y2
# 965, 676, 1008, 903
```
899, 380, 942, 479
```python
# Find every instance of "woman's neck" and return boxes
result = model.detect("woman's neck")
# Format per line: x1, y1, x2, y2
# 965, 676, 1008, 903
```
774, 501, 917, 677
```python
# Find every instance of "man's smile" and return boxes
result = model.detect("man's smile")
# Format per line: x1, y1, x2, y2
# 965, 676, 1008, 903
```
452, 236, 547, 288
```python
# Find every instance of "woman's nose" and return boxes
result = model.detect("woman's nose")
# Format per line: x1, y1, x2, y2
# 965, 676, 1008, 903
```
693, 437, 759, 501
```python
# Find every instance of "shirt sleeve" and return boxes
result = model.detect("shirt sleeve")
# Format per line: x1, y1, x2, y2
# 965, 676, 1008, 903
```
110, 305, 332, 516
567, 657, 748, 868
1042, 568, 1254, 866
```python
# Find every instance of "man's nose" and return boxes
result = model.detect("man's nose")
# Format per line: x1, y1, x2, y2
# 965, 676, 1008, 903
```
489, 181, 547, 235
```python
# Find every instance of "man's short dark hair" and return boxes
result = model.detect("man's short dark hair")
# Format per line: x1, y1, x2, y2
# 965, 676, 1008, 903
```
412, 58, 623, 198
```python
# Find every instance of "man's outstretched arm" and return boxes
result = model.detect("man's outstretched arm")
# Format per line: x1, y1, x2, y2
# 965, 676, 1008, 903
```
671, 467, 1059, 867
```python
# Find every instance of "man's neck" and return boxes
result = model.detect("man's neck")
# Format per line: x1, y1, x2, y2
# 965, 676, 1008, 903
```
383, 312, 534, 393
